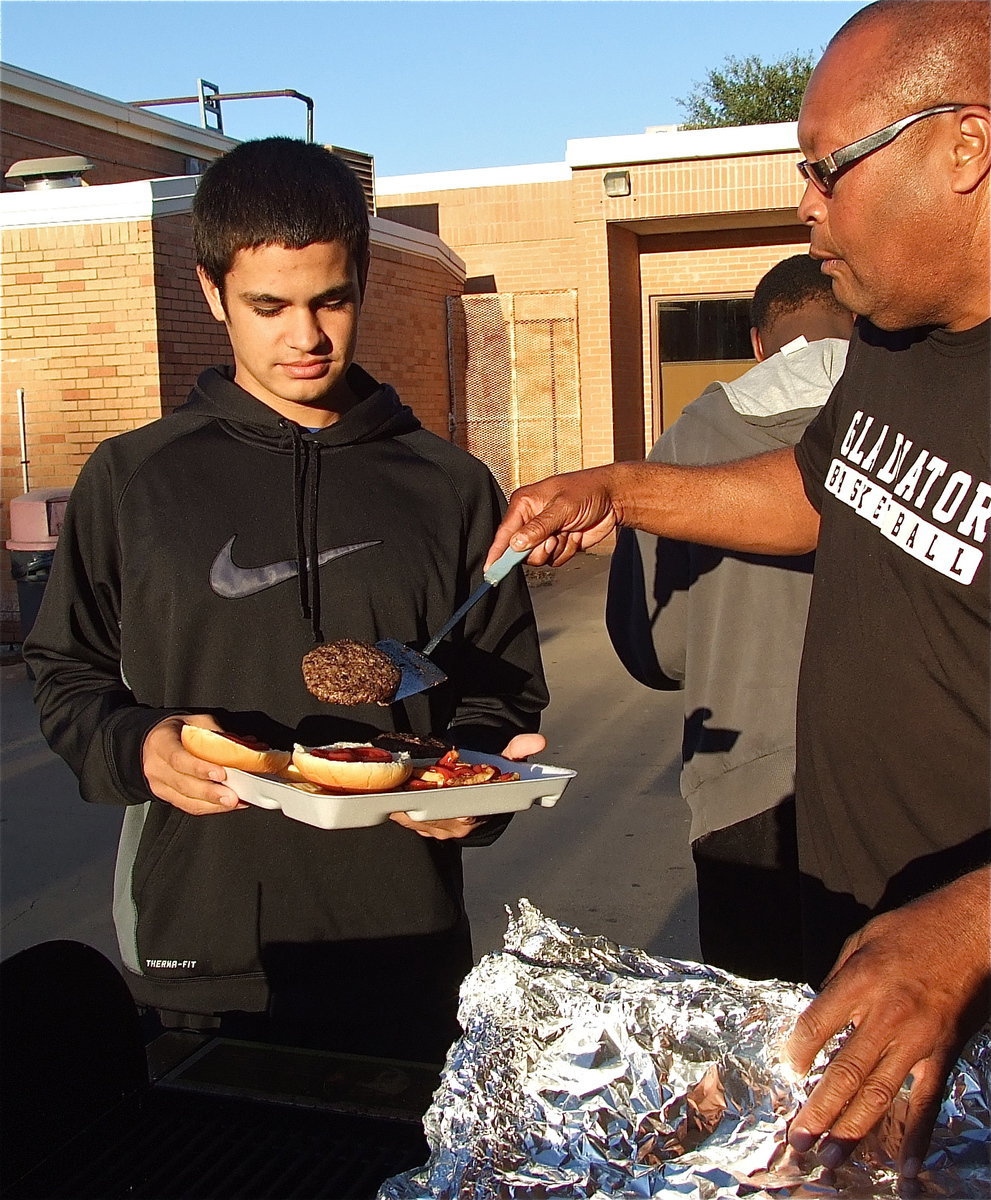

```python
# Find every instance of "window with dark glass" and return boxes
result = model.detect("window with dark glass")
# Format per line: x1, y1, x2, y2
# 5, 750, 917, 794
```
657, 298, 752, 361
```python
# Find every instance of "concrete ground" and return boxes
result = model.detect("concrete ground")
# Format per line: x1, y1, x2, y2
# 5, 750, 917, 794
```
1, 553, 699, 969
464, 554, 699, 961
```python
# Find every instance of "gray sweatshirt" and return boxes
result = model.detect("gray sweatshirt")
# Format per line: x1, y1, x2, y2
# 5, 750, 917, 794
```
606, 337, 849, 841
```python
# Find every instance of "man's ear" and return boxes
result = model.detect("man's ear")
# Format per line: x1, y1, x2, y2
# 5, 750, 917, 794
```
950, 107, 991, 194
197, 266, 228, 323
750, 327, 766, 362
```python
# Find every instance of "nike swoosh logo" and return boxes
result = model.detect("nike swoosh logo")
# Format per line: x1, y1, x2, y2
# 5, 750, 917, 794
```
209, 536, 381, 599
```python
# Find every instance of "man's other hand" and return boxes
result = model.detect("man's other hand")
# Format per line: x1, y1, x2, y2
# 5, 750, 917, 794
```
143, 714, 247, 815
785, 868, 991, 1179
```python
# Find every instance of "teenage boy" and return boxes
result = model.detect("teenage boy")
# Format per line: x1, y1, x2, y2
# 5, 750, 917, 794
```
25, 137, 548, 1063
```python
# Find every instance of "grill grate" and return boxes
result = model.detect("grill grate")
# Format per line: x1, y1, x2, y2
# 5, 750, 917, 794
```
1, 947, 432, 1199
7, 1088, 429, 1200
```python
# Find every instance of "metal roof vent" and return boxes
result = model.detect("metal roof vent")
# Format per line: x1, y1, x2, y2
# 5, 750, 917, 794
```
5, 155, 94, 190
329, 145, 376, 215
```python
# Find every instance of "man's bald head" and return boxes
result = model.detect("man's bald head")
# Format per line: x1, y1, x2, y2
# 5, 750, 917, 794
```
797, 0, 989, 331
828, 1, 989, 120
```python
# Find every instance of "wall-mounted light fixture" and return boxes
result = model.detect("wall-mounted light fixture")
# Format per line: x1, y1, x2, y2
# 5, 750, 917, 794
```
603, 169, 631, 198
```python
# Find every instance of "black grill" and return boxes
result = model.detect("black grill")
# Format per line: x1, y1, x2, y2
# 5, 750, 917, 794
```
1, 943, 434, 1200
6, 1087, 429, 1200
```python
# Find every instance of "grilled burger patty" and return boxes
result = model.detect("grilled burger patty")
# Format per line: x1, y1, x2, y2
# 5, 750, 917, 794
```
302, 639, 402, 705
373, 732, 454, 756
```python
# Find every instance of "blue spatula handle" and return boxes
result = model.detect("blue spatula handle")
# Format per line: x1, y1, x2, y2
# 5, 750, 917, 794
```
482, 546, 530, 586
421, 548, 530, 656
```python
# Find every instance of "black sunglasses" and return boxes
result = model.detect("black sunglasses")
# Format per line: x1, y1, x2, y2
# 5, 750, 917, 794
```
797, 104, 969, 196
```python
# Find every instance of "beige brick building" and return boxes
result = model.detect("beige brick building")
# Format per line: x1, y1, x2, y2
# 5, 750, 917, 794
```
378, 123, 812, 487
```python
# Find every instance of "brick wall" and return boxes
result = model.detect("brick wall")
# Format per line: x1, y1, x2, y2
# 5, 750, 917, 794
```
570, 218, 612, 467
2, 220, 161, 489
2, 219, 161, 632
1, 101, 223, 186
152, 214, 232, 412
381, 179, 576, 294
1, 64, 237, 188
358, 241, 463, 437
570, 152, 804, 223
606, 224, 646, 463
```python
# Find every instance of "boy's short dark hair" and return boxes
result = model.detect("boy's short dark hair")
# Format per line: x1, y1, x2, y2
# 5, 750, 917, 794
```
750, 253, 848, 333
193, 137, 370, 292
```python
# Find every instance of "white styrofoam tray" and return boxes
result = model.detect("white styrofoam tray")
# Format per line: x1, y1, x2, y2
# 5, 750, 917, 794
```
225, 749, 576, 830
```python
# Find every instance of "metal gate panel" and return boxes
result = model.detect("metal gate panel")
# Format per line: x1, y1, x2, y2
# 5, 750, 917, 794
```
449, 290, 581, 498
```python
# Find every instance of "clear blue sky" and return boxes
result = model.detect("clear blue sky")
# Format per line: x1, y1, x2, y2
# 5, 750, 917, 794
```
3, 0, 869, 177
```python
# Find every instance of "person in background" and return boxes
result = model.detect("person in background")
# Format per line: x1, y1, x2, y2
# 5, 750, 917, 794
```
24, 137, 548, 1064
606, 254, 853, 984
485, 0, 989, 1179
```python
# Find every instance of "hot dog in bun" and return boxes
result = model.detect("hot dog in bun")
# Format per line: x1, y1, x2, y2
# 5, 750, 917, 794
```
181, 725, 291, 776
291, 742, 413, 793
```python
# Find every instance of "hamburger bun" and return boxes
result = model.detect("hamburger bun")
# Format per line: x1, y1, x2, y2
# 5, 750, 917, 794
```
280, 767, 339, 795
291, 742, 413, 794
181, 725, 291, 776
278, 762, 340, 794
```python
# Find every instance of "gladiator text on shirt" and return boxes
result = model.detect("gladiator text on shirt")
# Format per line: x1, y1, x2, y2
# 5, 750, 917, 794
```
826, 410, 991, 585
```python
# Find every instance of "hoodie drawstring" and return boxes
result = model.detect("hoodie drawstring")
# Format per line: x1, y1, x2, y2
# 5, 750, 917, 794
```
306, 445, 322, 643
283, 420, 324, 644
289, 422, 308, 616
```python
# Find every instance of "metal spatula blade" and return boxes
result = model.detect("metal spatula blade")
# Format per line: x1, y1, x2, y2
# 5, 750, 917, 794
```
374, 637, 447, 701
376, 546, 530, 702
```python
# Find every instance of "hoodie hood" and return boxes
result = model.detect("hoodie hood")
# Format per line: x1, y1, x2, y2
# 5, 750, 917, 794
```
178, 363, 422, 447
177, 363, 422, 644
722, 337, 849, 421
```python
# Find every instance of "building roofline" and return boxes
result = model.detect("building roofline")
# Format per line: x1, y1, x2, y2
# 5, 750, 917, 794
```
369, 214, 465, 280
0, 175, 465, 280
377, 161, 572, 196
0, 175, 201, 227
565, 122, 799, 168
0, 61, 238, 159
376, 123, 801, 196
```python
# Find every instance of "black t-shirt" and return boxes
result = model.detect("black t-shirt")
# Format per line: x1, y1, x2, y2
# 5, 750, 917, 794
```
794, 319, 990, 983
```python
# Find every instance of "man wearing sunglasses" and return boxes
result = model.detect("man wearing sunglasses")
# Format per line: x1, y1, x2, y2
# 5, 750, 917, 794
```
485, 0, 989, 1181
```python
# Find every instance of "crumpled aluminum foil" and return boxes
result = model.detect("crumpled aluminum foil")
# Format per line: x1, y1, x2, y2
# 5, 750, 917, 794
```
379, 900, 990, 1199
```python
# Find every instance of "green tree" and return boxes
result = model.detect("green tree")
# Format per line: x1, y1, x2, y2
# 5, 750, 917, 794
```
676, 52, 815, 129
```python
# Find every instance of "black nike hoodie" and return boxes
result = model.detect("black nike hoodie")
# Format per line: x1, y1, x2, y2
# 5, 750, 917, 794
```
25, 365, 548, 1029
